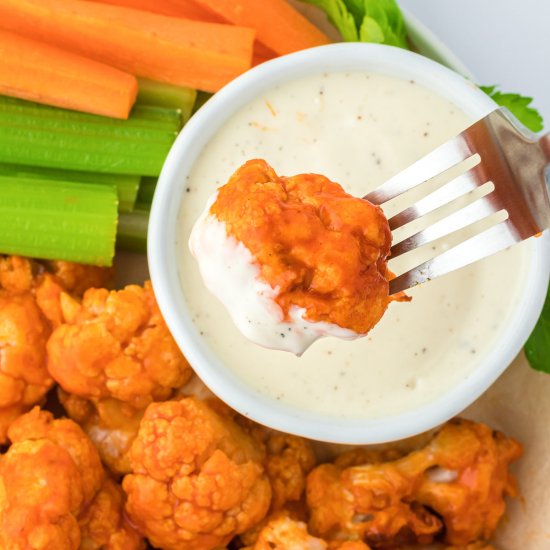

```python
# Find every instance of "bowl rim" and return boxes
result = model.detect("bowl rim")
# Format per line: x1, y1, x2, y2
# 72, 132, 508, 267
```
149, 43, 550, 444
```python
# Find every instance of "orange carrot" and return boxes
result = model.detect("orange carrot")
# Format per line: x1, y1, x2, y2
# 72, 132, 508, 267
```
188, 0, 331, 56
90, 0, 274, 67
253, 43, 278, 66
0, 0, 256, 93
89, 0, 222, 22
0, 30, 137, 118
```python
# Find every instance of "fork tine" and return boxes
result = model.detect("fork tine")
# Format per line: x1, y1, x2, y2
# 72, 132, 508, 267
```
389, 221, 519, 295
391, 191, 499, 257
388, 167, 484, 231
363, 136, 474, 205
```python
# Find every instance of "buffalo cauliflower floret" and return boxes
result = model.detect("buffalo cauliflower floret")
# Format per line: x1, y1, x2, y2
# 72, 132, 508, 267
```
1, 407, 144, 549
47, 281, 192, 409
209, 159, 392, 333
242, 514, 375, 550
307, 419, 521, 549
237, 418, 317, 512
0, 254, 35, 292
263, 431, 317, 511
333, 448, 405, 469
79, 477, 144, 550
34, 259, 114, 328
0, 291, 52, 443
444, 544, 497, 550
8, 407, 105, 500
190, 159, 396, 354
237, 420, 317, 546
59, 374, 220, 477
59, 389, 144, 476
331, 543, 372, 550
0, 256, 59, 443
0, 255, 112, 443
411, 419, 522, 546
0, 438, 83, 549
60, 375, 221, 478
122, 397, 272, 550
243, 513, 328, 550
308, 460, 441, 547
0, 408, 105, 549
43, 260, 114, 296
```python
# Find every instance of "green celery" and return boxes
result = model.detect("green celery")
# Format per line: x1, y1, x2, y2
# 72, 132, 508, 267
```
0, 95, 181, 131
138, 79, 197, 124
0, 176, 118, 266
480, 86, 544, 133
0, 128, 173, 176
130, 105, 183, 129
300, 0, 408, 48
525, 281, 550, 373
0, 96, 181, 176
0, 97, 181, 132
137, 177, 157, 206
0, 163, 139, 213
0, 112, 179, 141
117, 208, 149, 253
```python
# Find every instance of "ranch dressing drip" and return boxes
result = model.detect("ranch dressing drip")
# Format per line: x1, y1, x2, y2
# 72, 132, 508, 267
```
177, 72, 528, 419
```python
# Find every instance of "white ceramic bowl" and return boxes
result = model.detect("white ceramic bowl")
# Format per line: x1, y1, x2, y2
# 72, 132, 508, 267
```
149, 43, 550, 443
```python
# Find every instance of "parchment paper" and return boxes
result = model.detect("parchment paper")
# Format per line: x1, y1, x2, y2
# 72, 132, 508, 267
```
465, 352, 550, 549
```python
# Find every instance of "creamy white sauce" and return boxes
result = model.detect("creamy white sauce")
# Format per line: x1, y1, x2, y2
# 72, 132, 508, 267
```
177, 72, 529, 420
189, 192, 358, 355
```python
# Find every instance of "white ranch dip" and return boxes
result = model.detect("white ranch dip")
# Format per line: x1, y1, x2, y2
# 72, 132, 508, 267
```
177, 72, 528, 419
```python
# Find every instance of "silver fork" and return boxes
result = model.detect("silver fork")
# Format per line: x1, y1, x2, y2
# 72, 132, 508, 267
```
364, 108, 550, 294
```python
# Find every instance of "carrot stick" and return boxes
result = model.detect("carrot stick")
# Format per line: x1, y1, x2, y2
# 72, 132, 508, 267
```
89, 0, 274, 67
0, 30, 137, 119
0, 0, 255, 93
187, 0, 331, 56
88, 0, 222, 22
253, 43, 278, 66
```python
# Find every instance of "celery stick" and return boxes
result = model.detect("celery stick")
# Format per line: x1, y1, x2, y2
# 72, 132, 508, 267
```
0, 163, 139, 212
0, 112, 178, 142
0, 113, 177, 141
117, 208, 149, 253
0, 176, 118, 266
0, 97, 181, 132
0, 96, 181, 176
137, 177, 157, 206
0, 125, 174, 176
129, 105, 183, 129
137, 79, 196, 124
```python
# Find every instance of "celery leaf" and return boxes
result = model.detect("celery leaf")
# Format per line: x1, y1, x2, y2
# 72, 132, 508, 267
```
525, 282, 550, 373
301, 0, 408, 48
480, 85, 544, 132
301, 0, 358, 41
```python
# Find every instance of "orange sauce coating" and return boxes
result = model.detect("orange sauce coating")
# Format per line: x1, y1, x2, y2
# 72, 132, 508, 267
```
210, 159, 392, 334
